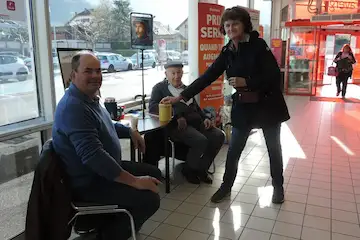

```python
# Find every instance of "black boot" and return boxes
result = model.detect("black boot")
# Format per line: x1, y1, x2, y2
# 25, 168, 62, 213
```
198, 171, 213, 184
182, 165, 200, 184
211, 185, 231, 203
272, 186, 284, 204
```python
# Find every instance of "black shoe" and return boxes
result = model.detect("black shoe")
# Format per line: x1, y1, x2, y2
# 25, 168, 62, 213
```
211, 186, 231, 203
272, 187, 285, 204
198, 171, 213, 184
182, 166, 200, 184
336, 91, 340, 96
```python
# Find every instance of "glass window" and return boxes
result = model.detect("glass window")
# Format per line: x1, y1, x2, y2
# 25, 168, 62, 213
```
0, 132, 42, 239
51, 0, 189, 104
254, 0, 272, 45
0, 1, 39, 127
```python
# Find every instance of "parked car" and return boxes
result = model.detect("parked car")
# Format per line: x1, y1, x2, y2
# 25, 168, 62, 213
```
130, 52, 157, 69
0, 55, 29, 82
181, 50, 189, 65
165, 50, 181, 62
144, 49, 158, 62
96, 52, 134, 72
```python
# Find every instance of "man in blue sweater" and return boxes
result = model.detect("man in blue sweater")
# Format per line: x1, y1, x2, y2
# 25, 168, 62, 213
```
52, 51, 162, 240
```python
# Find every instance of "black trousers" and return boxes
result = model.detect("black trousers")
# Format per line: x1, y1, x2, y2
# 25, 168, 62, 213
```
336, 72, 351, 96
222, 124, 284, 190
73, 161, 162, 240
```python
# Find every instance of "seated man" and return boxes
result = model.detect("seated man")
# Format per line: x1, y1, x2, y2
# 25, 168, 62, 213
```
52, 51, 161, 240
149, 62, 225, 184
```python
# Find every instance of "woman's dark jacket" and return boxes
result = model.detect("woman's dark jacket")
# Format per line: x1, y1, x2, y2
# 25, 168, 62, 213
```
334, 51, 356, 74
181, 31, 290, 129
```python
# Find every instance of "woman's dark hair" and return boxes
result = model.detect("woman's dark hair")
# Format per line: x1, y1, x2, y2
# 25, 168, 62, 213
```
220, 6, 253, 35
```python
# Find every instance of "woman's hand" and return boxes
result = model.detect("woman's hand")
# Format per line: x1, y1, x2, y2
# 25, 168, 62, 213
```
161, 96, 182, 104
228, 77, 247, 88
204, 119, 213, 130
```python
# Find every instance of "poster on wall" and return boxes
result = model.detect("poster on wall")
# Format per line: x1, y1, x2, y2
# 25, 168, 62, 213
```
198, 2, 225, 123
271, 39, 283, 66
130, 12, 153, 49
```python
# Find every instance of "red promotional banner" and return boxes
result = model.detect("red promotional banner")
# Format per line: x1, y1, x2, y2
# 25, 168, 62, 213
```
271, 39, 283, 66
198, 3, 225, 118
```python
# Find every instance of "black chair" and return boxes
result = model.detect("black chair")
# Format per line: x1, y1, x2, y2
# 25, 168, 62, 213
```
44, 141, 137, 239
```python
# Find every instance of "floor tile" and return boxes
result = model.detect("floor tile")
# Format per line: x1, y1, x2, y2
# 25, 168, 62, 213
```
163, 212, 194, 228
332, 209, 359, 224
332, 232, 360, 240
239, 228, 271, 240
252, 206, 279, 220
303, 215, 331, 231
188, 217, 214, 234
230, 201, 256, 215
150, 223, 184, 240
160, 198, 182, 211
332, 220, 360, 237
177, 229, 209, 240
197, 206, 226, 221
221, 209, 249, 227
332, 199, 357, 213
280, 201, 306, 214
307, 195, 331, 208
211, 221, 243, 240
235, 192, 259, 204
185, 193, 211, 205
245, 216, 275, 232
272, 221, 302, 239
175, 202, 203, 216
305, 205, 331, 219
139, 220, 160, 235
277, 210, 304, 225
150, 209, 172, 222
270, 234, 298, 240
301, 227, 331, 240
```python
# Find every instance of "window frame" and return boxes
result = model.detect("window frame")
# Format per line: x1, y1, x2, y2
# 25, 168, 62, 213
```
0, 0, 55, 142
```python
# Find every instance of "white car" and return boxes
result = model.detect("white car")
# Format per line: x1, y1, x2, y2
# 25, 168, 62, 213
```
181, 50, 189, 65
96, 53, 134, 72
0, 55, 29, 82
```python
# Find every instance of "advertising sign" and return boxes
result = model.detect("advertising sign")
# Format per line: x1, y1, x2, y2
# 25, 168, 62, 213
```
130, 12, 154, 49
198, 2, 225, 118
0, 0, 26, 22
271, 39, 283, 66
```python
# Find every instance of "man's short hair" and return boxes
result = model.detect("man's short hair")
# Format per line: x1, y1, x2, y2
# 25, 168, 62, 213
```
71, 50, 94, 71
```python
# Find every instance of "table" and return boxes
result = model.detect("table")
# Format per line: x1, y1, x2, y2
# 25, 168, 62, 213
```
127, 115, 171, 193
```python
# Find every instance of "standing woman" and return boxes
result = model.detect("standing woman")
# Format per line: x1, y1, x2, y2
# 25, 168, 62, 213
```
334, 44, 356, 98
161, 6, 290, 204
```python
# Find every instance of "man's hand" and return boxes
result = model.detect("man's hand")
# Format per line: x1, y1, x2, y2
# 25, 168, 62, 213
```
130, 129, 145, 153
134, 176, 161, 193
177, 117, 187, 131
204, 119, 213, 130
228, 77, 247, 88
161, 96, 182, 104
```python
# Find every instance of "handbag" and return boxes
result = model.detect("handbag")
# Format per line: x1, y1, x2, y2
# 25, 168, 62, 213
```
328, 65, 338, 77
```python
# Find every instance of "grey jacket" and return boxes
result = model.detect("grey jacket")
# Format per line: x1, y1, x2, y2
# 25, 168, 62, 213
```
149, 79, 207, 120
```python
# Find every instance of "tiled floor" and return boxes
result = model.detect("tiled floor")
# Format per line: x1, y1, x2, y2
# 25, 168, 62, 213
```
135, 96, 360, 240
4, 96, 360, 240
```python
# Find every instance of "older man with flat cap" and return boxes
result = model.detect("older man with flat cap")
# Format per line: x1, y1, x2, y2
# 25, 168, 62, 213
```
148, 61, 225, 184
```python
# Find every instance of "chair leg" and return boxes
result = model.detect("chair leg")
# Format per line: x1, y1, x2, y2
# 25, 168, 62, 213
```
171, 141, 175, 173
208, 161, 216, 175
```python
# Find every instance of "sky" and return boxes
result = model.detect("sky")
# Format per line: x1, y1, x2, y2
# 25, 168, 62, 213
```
84, 0, 272, 29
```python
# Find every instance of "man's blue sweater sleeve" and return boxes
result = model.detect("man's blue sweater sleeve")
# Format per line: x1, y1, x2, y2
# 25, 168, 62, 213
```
61, 104, 123, 181
113, 121, 132, 138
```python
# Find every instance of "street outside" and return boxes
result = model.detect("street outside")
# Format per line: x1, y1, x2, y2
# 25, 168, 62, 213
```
0, 65, 189, 127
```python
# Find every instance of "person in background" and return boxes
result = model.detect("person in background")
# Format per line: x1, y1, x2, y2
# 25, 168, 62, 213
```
148, 61, 225, 185
52, 51, 161, 240
161, 7, 290, 204
334, 44, 356, 98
